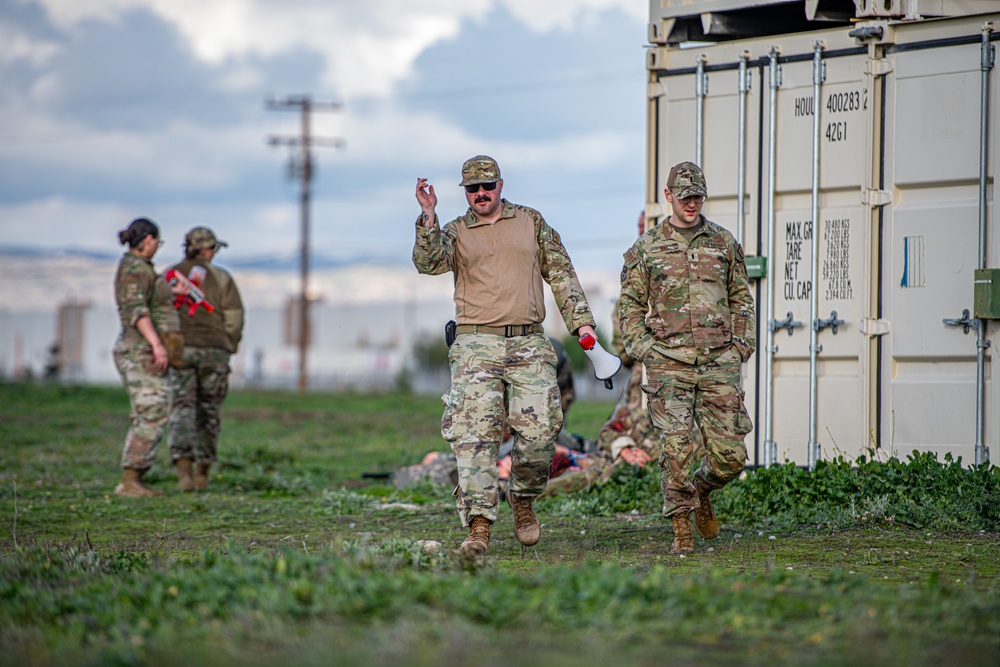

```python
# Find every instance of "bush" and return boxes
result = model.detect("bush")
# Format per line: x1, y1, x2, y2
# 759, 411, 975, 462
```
713, 451, 1000, 532
544, 451, 1000, 533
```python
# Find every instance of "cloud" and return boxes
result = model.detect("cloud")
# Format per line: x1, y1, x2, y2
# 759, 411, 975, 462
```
1, 0, 648, 273
502, 0, 647, 31
27, 0, 647, 96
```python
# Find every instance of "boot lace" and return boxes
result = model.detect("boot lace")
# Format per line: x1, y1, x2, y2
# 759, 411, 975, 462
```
510, 494, 534, 530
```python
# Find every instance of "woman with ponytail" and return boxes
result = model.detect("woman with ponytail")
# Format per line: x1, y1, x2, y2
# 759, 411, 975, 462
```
112, 217, 184, 497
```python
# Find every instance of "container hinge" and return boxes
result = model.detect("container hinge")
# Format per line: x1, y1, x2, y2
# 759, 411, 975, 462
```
865, 57, 894, 77
859, 317, 890, 337
862, 188, 891, 207
647, 80, 667, 100
850, 23, 885, 43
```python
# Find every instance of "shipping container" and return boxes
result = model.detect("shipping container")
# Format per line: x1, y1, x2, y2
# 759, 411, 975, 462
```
645, 0, 998, 466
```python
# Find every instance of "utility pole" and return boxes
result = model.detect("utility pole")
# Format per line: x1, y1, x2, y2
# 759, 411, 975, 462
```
265, 94, 343, 392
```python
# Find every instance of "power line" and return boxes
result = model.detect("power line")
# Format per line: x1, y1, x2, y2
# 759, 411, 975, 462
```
265, 94, 344, 392
0, 68, 638, 149
350, 67, 638, 104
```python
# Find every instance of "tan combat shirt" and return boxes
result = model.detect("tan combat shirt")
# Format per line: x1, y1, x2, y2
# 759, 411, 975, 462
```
412, 199, 595, 335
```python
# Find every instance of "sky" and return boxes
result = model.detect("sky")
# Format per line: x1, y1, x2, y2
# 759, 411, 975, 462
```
0, 0, 650, 274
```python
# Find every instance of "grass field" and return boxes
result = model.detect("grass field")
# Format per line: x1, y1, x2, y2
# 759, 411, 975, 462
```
1, 381, 998, 666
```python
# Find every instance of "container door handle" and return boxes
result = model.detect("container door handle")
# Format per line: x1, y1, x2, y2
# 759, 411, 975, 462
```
769, 312, 803, 336
942, 309, 979, 335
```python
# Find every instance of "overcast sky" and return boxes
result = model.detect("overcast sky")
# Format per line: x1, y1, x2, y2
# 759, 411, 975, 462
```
0, 0, 649, 274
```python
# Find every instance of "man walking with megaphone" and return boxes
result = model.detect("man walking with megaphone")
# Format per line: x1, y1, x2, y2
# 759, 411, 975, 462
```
413, 155, 598, 556
618, 162, 756, 556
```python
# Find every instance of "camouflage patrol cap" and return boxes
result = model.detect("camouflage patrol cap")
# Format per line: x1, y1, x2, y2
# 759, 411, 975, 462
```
184, 226, 228, 250
666, 161, 708, 199
459, 155, 502, 186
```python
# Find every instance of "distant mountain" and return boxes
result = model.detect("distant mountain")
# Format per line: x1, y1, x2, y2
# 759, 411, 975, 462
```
0, 246, 450, 313
225, 251, 409, 271
0, 246, 618, 320
0, 245, 118, 261
0, 245, 410, 272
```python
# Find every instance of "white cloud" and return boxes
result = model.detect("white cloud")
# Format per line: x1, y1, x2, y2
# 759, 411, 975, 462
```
3, 0, 647, 275
28, 0, 471, 96
501, 0, 647, 32
26, 0, 647, 97
0, 25, 60, 66
2, 117, 271, 192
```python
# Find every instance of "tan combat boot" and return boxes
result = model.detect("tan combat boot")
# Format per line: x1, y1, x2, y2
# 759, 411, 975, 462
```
693, 480, 720, 539
175, 458, 194, 492
460, 516, 491, 555
194, 463, 211, 490
670, 513, 695, 555
507, 491, 540, 546
114, 468, 163, 498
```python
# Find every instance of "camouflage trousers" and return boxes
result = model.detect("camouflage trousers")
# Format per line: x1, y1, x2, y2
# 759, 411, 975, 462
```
167, 346, 231, 464
595, 363, 657, 457
642, 346, 752, 518
442, 332, 561, 526
113, 345, 172, 471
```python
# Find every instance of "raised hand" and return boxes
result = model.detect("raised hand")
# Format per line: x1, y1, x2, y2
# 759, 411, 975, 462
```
415, 178, 437, 227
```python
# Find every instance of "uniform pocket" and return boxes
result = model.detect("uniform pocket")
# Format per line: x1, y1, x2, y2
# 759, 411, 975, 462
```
718, 345, 743, 367
735, 402, 753, 437
440, 389, 464, 443
138, 347, 160, 375
546, 384, 564, 435
640, 377, 663, 396
164, 331, 185, 368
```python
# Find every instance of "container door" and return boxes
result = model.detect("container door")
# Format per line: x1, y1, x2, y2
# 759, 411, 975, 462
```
763, 47, 870, 465
649, 56, 767, 463
881, 34, 996, 462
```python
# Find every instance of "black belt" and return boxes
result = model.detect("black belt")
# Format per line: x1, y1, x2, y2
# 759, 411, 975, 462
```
454, 323, 544, 337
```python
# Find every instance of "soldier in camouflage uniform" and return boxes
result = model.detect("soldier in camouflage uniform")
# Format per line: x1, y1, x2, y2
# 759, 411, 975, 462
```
596, 213, 657, 464
618, 162, 756, 555
113, 217, 183, 498
167, 227, 245, 492
413, 155, 598, 555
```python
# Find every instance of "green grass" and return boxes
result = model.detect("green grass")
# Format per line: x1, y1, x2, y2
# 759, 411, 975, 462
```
1, 381, 998, 666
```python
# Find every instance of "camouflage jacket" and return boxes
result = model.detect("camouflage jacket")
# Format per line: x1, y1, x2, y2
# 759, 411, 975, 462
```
412, 199, 595, 334
166, 258, 245, 353
618, 216, 756, 365
114, 251, 179, 349
608, 301, 634, 367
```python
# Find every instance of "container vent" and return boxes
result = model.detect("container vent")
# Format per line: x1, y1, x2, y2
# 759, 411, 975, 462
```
901, 235, 926, 288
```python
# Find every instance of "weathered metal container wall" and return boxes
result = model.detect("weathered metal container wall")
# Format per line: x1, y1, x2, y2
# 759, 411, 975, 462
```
646, 4, 998, 466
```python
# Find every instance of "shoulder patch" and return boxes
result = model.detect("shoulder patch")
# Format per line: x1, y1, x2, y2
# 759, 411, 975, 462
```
620, 245, 641, 283
121, 271, 146, 285
623, 246, 640, 268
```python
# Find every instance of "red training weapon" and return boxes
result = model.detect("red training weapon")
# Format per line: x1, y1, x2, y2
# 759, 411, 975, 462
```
165, 269, 215, 317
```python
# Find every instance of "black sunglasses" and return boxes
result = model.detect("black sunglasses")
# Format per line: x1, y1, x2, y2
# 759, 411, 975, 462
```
464, 182, 498, 194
